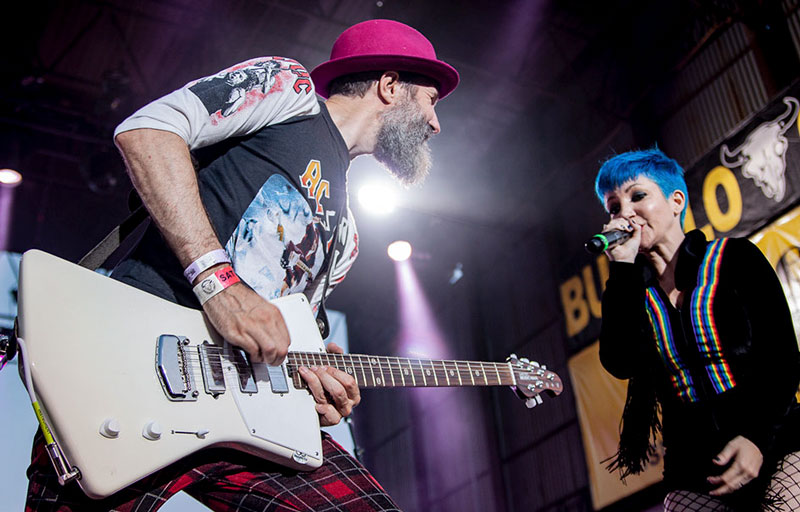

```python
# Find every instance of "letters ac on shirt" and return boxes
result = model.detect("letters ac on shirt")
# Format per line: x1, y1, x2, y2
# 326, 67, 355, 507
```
299, 159, 336, 231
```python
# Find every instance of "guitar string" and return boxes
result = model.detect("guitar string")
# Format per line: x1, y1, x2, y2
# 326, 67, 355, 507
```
186, 347, 524, 376
183, 354, 521, 380
183, 361, 519, 381
181, 358, 524, 388
178, 347, 537, 388
179, 356, 552, 393
181, 365, 520, 384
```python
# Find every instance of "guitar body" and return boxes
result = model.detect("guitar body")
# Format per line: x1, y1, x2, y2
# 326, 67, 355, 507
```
17, 249, 324, 499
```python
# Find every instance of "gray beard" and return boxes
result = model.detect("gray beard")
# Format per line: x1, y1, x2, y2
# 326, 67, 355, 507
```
373, 98, 433, 186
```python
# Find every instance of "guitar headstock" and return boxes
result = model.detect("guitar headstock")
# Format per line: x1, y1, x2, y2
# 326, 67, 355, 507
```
507, 354, 563, 408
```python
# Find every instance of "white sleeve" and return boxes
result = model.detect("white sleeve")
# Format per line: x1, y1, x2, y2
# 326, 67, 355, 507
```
114, 57, 320, 149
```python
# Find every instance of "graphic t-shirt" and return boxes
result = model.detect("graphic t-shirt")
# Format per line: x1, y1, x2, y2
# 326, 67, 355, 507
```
112, 56, 359, 310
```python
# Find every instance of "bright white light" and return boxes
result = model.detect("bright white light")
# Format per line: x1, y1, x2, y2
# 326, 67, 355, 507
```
0, 169, 22, 187
387, 240, 412, 262
358, 184, 396, 214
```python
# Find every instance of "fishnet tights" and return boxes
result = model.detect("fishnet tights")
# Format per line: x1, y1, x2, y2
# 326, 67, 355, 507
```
664, 451, 800, 511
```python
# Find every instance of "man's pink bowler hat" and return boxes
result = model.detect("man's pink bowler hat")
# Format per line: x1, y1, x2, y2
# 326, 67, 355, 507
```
311, 19, 459, 99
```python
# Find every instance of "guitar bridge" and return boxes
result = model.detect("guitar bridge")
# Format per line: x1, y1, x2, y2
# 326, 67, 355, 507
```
156, 335, 198, 401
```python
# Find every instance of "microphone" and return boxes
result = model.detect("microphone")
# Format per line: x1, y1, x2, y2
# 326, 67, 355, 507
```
585, 229, 632, 254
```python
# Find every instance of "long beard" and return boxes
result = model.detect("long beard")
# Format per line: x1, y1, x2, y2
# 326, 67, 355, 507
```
373, 98, 433, 186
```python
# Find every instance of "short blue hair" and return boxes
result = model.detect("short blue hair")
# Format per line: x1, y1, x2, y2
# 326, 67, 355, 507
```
594, 147, 688, 226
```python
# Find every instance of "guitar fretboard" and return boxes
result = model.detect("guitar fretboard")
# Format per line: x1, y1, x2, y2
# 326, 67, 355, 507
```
285, 352, 517, 389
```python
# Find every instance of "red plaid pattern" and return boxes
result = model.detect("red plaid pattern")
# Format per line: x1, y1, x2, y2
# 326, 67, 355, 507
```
25, 431, 400, 512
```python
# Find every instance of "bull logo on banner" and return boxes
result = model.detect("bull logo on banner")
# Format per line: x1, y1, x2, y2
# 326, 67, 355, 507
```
720, 97, 799, 202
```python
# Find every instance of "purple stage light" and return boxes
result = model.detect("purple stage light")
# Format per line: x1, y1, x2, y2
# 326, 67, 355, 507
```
394, 259, 448, 360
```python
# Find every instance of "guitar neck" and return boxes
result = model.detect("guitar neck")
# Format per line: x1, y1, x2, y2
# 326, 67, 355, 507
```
286, 352, 516, 389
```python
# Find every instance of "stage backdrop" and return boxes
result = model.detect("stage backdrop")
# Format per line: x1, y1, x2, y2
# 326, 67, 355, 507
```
564, 82, 800, 510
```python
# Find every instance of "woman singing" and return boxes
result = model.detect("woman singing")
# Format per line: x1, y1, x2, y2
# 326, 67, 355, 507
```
595, 148, 800, 511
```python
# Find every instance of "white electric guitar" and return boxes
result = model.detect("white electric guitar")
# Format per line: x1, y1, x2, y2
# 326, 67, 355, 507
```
12, 249, 562, 499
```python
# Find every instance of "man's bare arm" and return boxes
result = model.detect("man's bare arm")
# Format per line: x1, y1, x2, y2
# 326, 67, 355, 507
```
114, 128, 290, 364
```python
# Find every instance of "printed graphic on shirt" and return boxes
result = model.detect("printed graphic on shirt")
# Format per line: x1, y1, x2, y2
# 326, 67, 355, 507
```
188, 57, 312, 121
225, 174, 325, 300
299, 159, 339, 232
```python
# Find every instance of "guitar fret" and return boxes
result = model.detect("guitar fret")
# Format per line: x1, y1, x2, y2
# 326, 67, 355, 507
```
454, 361, 463, 386
366, 355, 377, 386
397, 357, 406, 386
441, 360, 450, 386
407, 359, 416, 386
347, 354, 364, 386
465, 361, 475, 386
291, 355, 302, 388
507, 362, 516, 386
387, 357, 396, 387
417, 359, 427, 386
429, 360, 439, 386
494, 363, 502, 385
357, 356, 368, 386
373, 357, 385, 387
480, 362, 488, 386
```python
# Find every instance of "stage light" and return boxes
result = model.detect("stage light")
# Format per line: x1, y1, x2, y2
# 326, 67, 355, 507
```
387, 241, 412, 262
449, 262, 463, 285
358, 184, 396, 214
0, 169, 22, 187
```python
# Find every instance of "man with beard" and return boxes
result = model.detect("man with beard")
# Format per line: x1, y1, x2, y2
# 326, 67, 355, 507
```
24, 19, 458, 512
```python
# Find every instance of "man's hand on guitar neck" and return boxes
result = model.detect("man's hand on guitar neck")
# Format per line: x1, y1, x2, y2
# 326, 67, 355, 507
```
299, 342, 361, 426
203, 279, 291, 365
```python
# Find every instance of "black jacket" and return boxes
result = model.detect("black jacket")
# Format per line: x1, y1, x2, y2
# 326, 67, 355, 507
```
600, 230, 800, 493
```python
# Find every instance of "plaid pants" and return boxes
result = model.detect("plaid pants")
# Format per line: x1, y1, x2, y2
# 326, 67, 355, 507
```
25, 431, 400, 512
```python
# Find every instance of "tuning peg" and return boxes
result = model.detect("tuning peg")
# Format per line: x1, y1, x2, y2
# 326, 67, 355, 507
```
525, 395, 544, 409
520, 357, 529, 364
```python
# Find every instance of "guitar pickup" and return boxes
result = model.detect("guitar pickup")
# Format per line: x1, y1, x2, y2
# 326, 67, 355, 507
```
230, 348, 258, 394
198, 341, 226, 396
267, 365, 289, 394
156, 335, 198, 401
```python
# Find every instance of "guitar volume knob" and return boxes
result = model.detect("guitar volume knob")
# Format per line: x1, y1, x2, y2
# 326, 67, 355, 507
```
99, 418, 121, 439
142, 421, 163, 441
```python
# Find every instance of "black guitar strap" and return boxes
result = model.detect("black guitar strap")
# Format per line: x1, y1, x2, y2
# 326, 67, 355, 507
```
78, 205, 148, 271
314, 220, 341, 340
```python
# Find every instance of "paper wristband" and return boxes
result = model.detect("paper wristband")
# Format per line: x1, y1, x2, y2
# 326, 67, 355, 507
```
184, 249, 231, 284
192, 266, 240, 305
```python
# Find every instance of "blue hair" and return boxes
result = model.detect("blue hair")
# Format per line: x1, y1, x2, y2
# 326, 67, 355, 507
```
594, 147, 688, 226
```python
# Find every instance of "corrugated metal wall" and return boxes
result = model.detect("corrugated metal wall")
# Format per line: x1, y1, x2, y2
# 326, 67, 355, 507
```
787, 0, 800, 58
656, 22, 769, 166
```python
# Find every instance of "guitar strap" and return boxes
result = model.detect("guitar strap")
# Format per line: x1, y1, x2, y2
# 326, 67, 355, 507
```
314, 220, 341, 340
78, 205, 148, 271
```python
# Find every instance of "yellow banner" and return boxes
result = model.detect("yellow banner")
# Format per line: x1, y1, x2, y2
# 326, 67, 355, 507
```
750, 204, 800, 339
568, 342, 664, 510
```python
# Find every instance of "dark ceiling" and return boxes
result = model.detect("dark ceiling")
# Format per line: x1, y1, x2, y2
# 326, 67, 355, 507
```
1, 0, 760, 347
